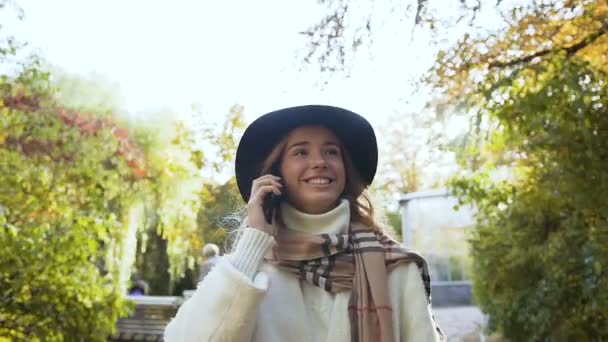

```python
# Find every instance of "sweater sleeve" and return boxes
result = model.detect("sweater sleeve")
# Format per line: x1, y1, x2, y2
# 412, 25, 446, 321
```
164, 228, 274, 342
229, 228, 275, 279
399, 263, 443, 342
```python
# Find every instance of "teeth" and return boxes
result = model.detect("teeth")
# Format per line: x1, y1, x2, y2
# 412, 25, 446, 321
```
306, 178, 331, 185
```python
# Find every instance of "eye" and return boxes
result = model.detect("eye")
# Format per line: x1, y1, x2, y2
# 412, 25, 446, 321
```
293, 149, 307, 156
325, 148, 341, 156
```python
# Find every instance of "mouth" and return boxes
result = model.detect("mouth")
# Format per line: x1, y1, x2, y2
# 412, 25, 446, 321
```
303, 177, 334, 185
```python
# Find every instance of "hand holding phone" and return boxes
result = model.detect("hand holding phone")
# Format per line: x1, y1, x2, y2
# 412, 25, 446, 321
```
247, 174, 283, 234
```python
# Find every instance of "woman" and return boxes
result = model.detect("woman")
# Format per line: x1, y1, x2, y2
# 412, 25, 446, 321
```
164, 105, 444, 341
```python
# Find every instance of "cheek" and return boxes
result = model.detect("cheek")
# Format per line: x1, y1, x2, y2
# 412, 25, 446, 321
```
279, 163, 298, 188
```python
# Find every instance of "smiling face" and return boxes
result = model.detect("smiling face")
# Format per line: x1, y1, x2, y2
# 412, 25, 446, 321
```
279, 125, 346, 214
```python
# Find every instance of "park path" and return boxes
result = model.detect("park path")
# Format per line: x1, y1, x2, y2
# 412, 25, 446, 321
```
433, 306, 488, 341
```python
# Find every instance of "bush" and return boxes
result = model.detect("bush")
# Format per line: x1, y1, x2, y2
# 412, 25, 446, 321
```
450, 60, 608, 340
0, 51, 132, 340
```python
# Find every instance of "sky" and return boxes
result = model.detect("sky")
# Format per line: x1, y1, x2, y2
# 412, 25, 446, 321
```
1, 0, 510, 189
1, 0, 456, 129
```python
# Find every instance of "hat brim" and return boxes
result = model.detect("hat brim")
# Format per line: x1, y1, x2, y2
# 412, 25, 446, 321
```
235, 105, 378, 202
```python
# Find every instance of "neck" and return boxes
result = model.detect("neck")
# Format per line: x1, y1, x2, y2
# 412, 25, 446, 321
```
280, 199, 350, 235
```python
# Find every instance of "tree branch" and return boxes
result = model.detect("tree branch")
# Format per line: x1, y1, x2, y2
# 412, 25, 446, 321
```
488, 23, 608, 68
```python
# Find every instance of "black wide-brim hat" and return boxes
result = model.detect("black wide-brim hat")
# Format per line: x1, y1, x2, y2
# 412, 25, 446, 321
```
235, 105, 378, 202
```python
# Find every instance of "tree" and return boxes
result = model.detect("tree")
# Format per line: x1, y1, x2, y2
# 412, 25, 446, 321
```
299, 0, 499, 76
449, 60, 608, 337
436, 0, 608, 339
129, 105, 246, 295
376, 109, 455, 195
1, 4, 248, 339
171, 177, 243, 295
51, 69, 126, 116
0, 52, 136, 339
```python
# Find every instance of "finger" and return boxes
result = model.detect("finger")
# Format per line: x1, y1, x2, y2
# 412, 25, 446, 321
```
251, 178, 283, 193
269, 179, 283, 188
251, 185, 282, 202
254, 174, 282, 184
257, 184, 282, 196
253, 178, 283, 187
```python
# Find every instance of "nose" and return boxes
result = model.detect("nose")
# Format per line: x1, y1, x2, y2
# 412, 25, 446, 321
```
311, 152, 328, 169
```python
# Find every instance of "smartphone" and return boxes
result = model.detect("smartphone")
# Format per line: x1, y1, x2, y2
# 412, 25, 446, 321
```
262, 174, 283, 224
262, 193, 282, 224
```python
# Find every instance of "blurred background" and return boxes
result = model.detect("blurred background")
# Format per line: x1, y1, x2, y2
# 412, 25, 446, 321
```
0, 0, 606, 341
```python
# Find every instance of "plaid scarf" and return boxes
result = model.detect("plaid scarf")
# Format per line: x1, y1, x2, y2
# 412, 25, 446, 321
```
268, 222, 443, 342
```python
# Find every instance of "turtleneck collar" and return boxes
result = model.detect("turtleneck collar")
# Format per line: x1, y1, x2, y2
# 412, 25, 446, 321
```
279, 199, 350, 235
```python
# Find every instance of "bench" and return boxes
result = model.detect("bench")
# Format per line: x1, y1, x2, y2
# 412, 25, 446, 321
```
110, 296, 181, 341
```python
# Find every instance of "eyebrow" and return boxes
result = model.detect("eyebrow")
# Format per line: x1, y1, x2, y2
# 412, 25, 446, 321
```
286, 141, 340, 150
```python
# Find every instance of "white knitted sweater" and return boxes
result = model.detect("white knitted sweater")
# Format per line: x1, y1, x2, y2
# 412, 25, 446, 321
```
164, 200, 441, 341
